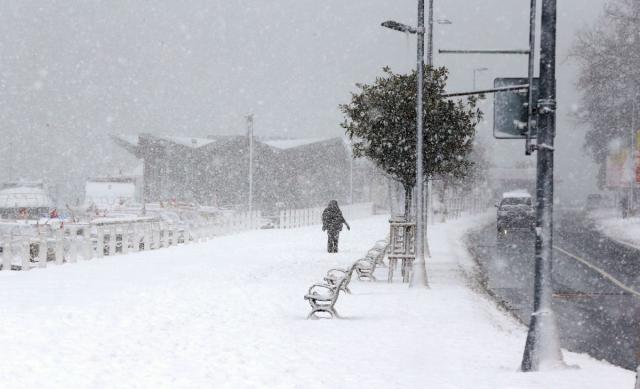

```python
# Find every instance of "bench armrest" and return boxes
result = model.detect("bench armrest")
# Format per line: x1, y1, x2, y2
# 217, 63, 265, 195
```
307, 283, 336, 295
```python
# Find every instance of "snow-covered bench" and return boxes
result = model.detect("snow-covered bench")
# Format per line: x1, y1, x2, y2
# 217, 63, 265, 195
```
354, 244, 388, 281
304, 276, 349, 319
324, 261, 358, 294
304, 238, 389, 319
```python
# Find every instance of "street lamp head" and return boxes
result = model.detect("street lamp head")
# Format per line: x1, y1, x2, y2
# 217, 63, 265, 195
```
475, 67, 489, 72
436, 18, 452, 25
381, 20, 417, 34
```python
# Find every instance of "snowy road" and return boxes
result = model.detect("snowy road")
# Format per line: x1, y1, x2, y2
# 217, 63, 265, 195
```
468, 211, 640, 370
0, 215, 633, 388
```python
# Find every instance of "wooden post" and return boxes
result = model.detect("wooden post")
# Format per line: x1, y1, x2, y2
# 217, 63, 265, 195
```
38, 238, 47, 268
153, 224, 161, 249
83, 230, 93, 260
55, 228, 64, 265
122, 225, 130, 254
21, 240, 30, 271
2, 237, 12, 271
108, 228, 116, 256
142, 224, 150, 250
97, 227, 105, 258
160, 224, 168, 248
132, 225, 140, 251
69, 232, 78, 263
183, 225, 190, 245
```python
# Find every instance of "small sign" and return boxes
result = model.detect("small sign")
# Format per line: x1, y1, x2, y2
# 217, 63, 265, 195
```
493, 77, 539, 139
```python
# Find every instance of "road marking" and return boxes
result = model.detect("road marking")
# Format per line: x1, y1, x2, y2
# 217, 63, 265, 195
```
553, 245, 640, 299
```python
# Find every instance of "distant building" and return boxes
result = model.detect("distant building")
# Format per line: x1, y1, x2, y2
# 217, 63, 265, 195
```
112, 133, 382, 210
84, 177, 137, 210
0, 181, 53, 219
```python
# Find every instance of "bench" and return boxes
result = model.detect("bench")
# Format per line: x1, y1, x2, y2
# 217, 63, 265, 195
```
354, 243, 388, 281
324, 261, 358, 294
304, 276, 349, 319
303, 237, 389, 319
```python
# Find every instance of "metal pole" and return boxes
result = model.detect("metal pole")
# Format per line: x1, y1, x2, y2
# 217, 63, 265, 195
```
410, 0, 428, 288
521, 0, 564, 371
423, 0, 434, 260
349, 154, 354, 204
247, 114, 254, 225
427, 0, 433, 67
525, 0, 538, 155
631, 96, 636, 213
439, 49, 530, 55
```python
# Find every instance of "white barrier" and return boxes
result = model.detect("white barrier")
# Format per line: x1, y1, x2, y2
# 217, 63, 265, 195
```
0, 204, 375, 271
278, 202, 374, 229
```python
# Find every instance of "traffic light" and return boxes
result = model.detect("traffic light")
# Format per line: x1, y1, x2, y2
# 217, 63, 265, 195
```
493, 77, 539, 139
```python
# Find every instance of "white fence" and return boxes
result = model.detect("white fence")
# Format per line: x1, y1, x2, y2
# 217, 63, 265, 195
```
278, 202, 375, 229
0, 203, 376, 271
432, 191, 491, 223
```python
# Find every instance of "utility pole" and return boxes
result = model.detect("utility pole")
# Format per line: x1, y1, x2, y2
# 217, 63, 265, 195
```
630, 1, 640, 213
521, 0, 565, 371
427, 0, 433, 67
631, 92, 637, 213
410, 0, 428, 288
423, 0, 434, 259
349, 153, 354, 204
246, 114, 254, 226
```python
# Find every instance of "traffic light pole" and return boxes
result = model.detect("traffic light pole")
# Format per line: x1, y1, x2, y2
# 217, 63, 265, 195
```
521, 0, 564, 371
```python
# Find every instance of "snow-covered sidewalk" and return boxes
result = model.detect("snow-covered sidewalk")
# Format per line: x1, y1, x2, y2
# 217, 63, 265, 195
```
0, 215, 633, 388
591, 208, 640, 249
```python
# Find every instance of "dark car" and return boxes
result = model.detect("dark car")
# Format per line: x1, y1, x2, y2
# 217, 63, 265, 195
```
584, 193, 604, 212
497, 191, 535, 238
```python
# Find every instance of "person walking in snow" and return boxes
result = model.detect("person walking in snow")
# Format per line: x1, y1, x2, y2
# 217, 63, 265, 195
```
322, 200, 350, 253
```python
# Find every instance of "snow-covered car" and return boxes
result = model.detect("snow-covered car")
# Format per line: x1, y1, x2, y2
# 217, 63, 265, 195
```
496, 191, 535, 238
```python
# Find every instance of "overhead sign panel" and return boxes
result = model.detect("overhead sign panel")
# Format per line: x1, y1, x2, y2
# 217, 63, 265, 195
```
493, 77, 539, 139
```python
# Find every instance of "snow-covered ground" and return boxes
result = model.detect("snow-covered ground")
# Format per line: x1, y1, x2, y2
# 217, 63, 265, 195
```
0, 214, 633, 388
591, 208, 640, 249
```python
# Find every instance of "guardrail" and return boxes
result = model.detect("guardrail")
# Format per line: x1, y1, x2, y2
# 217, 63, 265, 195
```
441, 195, 489, 220
0, 202, 376, 271
278, 202, 375, 229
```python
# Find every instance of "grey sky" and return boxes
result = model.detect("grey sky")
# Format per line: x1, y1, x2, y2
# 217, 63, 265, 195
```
0, 0, 607, 201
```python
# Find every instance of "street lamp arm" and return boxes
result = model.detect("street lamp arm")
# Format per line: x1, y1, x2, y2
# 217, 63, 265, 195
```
381, 20, 417, 34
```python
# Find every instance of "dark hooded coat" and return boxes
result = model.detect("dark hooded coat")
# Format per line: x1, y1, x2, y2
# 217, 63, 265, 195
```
322, 200, 348, 233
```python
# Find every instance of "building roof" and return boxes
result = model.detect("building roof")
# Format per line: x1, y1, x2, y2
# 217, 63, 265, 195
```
112, 134, 216, 149
113, 133, 348, 155
263, 137, 337, 150
85, 181, 136, 209
0, 185, 53, 208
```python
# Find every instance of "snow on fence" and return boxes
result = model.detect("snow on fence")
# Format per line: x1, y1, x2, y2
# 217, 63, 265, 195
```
0, 210, 263, 272
0, 203, 376, 271
278, 202, 375, 229
437, 194, 490, 221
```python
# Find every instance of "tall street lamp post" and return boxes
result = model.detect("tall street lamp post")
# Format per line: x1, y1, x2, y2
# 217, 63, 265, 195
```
382, 2, 451, 286
246, 114, 254, 226
382, 0, 428, 288
521, 0, 564, 371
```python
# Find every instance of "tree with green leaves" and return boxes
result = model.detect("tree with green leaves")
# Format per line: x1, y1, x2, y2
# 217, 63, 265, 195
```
340, 66, 482, 218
